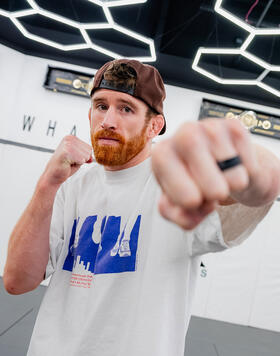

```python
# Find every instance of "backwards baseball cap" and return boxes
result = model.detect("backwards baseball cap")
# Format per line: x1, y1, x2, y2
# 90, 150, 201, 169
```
90, 59, 166, 135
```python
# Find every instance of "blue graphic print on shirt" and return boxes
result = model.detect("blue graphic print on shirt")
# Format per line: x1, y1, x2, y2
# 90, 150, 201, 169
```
62, 215, 141, 274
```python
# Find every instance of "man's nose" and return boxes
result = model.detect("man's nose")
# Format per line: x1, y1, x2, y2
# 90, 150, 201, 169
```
101, 107, 117, 130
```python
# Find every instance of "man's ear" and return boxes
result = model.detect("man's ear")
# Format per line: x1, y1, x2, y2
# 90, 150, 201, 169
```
147, 115, 165, 138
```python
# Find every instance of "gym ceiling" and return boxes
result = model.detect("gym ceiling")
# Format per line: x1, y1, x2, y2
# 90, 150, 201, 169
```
1, 0, 280, 109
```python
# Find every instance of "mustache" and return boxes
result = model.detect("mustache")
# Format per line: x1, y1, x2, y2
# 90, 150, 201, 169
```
94, 129, 125, 143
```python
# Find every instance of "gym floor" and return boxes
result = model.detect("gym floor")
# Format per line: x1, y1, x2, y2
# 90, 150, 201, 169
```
0, 278, 280, 356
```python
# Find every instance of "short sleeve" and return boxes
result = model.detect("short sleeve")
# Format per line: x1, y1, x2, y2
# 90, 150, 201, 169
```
217, 202, 272, 248
187, 202, 273, 257
187, 210, 228, 257
45, 186, 65, 279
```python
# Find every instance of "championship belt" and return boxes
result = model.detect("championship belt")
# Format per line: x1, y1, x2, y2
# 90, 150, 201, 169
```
199, 100, 280, 141
252, 116, 280, 139
44, 67, 94, 97
233, 110, 280, 139
235, 110, 258, 129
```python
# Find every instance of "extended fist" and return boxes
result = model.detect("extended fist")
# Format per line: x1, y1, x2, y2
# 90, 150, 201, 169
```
152, 118, 260, 230
42, 135, 93, 187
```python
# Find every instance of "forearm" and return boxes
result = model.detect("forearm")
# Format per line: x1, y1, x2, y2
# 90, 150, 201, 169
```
3, 176, 60, 294
231, 144, 280, 207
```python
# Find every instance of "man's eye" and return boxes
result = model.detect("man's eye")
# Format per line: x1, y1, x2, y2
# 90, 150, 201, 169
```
122, 106, 132, 113
97, 104, 107, 111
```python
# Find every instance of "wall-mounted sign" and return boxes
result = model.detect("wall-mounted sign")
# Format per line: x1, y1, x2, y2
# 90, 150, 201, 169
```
44, 67, 94, 98
199, 99, 280, 140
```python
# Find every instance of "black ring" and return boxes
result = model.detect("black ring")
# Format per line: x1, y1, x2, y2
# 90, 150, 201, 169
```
217, 156, 242, 171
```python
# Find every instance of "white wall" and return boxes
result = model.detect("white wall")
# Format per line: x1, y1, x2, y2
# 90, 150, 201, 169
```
1, 43, 280, 332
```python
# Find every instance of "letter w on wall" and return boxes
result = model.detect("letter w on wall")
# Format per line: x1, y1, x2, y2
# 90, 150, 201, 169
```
23, 115, 35, 131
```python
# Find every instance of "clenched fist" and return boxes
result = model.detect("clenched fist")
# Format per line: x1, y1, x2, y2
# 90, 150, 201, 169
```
42, 135, 93, 187
151, 118, 260, 230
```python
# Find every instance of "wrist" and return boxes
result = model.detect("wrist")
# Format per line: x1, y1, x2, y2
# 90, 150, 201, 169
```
21, 173, 61, 219
36, 173, 61, 199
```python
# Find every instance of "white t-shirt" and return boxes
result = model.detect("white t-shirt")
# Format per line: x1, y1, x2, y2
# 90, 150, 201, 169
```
27, 158, 268, 356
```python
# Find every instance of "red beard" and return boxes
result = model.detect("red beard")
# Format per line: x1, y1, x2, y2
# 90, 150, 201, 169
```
91, 125, 147, 166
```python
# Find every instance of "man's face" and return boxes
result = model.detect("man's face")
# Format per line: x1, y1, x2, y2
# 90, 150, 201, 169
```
89, 89, 150, 168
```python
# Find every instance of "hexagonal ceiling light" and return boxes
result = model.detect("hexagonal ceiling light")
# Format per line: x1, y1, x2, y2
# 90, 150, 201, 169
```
192, 0, 280, 98
0, 0, 156, 62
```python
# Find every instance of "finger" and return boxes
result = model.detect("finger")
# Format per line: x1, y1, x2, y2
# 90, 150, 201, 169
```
79, 146, 93, 164
67, 140, 92, 165
173, 123, 229, 202
158, 193, 216, 230
152, 141, 203, 210
227, 119, 259, 177
76, 139, 93, 161
67, 151, 87, 166
58, 136, 86, 164
201, 119, 249, 192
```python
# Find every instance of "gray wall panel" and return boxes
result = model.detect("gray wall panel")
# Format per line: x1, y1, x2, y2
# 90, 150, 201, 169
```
0, 278, 46, 355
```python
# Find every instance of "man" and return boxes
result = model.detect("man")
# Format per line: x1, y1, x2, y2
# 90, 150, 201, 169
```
3, 59, 280, 356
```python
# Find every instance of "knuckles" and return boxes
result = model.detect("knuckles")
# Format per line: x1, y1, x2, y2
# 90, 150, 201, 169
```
201, 117, 248, 142
173, 123, 202, 151
58, 135, 77, 156
225, 118, 249, 141
62, 135, 77, 149
154, 119, 254, 229
201, 120, 227, 145
58, 135, 92, 160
